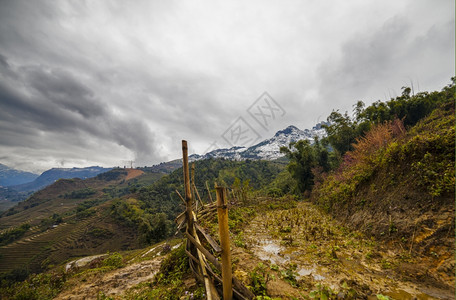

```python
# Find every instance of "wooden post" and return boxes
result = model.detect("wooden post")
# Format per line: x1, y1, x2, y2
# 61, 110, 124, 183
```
193, 224, 214, 300
216, 186, 233, 300
191, 163, 196, 186
191, 163, 197, 210
193, 183, 205, 209
182, 141, 195, 251
206, 181, 214, 203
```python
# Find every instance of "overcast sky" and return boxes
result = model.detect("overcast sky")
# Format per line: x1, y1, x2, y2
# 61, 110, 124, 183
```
0, 0, 454, 173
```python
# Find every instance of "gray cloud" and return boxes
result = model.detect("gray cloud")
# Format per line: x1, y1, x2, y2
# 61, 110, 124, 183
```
0, 54, 164, 170
0, 0, 453, 172
316, 2, 454, 116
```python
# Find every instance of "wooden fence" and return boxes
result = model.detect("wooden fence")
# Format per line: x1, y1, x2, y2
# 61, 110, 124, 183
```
175, 140, 254, 300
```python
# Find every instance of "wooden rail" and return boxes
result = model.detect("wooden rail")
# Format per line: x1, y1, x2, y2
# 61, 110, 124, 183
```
176, 140, 254, 300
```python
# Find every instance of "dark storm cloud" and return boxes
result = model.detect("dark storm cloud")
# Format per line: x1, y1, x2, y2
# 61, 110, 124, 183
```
0, 53, 163, 167
24, 67, 104, 118
0, 57, 102, 132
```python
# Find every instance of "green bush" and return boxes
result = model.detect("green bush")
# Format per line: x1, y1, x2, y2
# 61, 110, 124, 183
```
102, 252, 123, 269
249, 263, 270, 296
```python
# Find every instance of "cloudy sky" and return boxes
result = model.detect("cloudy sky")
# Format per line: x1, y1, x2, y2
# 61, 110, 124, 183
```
0, 0, 453, 173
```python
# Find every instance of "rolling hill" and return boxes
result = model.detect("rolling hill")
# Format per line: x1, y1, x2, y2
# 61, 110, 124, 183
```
0, 168, 165, 274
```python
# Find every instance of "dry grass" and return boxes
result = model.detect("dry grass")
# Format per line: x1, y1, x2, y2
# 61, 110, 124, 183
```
343, 119, 405, 168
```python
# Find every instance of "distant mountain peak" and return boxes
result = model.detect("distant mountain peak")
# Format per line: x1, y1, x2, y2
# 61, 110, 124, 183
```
194, 122, 327, 162
10, 166, 112, 193
0, 164, 39, 187
274, 125, 301, 136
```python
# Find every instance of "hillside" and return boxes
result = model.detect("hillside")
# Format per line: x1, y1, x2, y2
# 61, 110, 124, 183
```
0, 169, 127, 228
0, 168, 165, 275
312, 102, 455, 291
0, 166, 114, 211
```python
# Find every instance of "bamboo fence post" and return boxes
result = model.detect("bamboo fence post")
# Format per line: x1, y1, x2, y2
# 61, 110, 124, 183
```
175, 189, 186, 205
193, 225, 214, 300
191, 163, 197, 210
206, 181, 214, 203
193, 183, 205, 209
182, 141, 195, 252
216, 186, 233, 300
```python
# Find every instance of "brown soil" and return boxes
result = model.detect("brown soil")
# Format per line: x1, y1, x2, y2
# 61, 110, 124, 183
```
239, 201, 455, 299
56, 256, 164, 299
125, 169, 144, 181
231, 244, 304, 299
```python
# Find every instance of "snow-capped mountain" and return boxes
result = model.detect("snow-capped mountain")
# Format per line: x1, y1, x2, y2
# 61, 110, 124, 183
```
191, 122, 328, 161
189, 146, 246, 161
242, 124, 326, 159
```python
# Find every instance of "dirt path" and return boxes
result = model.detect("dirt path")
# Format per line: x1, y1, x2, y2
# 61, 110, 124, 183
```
242, 201, 454, 299
55, 257, 163, 300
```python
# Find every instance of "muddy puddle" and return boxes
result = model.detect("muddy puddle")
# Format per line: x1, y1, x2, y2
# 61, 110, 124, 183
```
243, 202, 454, 299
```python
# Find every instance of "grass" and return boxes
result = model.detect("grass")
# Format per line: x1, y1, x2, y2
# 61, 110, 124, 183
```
123, 243, 205, 300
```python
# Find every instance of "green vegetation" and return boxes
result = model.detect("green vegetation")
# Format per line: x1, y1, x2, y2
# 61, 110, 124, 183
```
249, 262, 271, 295
0, 270, 66, 300
64, 187, 96, 199
309, 284, 336, 299
280, 137, 331, 194
110, 198, 173, 245
313, 102, 455, 212
0, 251, 125, 300
102, 252, 124, 268
112, 159, 286, 243
125, 243, 205, 299
323, 79, 454, 158
278, 78, 454, 203
0, 80, 453, 299
39, 213, 63, 230
0, 223, 30, 246
95, 169, 128, 181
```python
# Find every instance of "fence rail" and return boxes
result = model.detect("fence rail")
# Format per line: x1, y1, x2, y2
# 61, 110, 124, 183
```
176, 140, 254, 300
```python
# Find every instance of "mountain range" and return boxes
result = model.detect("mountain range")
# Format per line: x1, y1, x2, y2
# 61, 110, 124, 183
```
190, 122, 327, 161
0, 122, 326, 207
11, 166, 112, 193
0, 164, 38, 187
0, 166, 112, 210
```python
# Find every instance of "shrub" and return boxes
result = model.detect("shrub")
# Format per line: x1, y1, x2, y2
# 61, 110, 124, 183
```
102, 252, 123, 269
